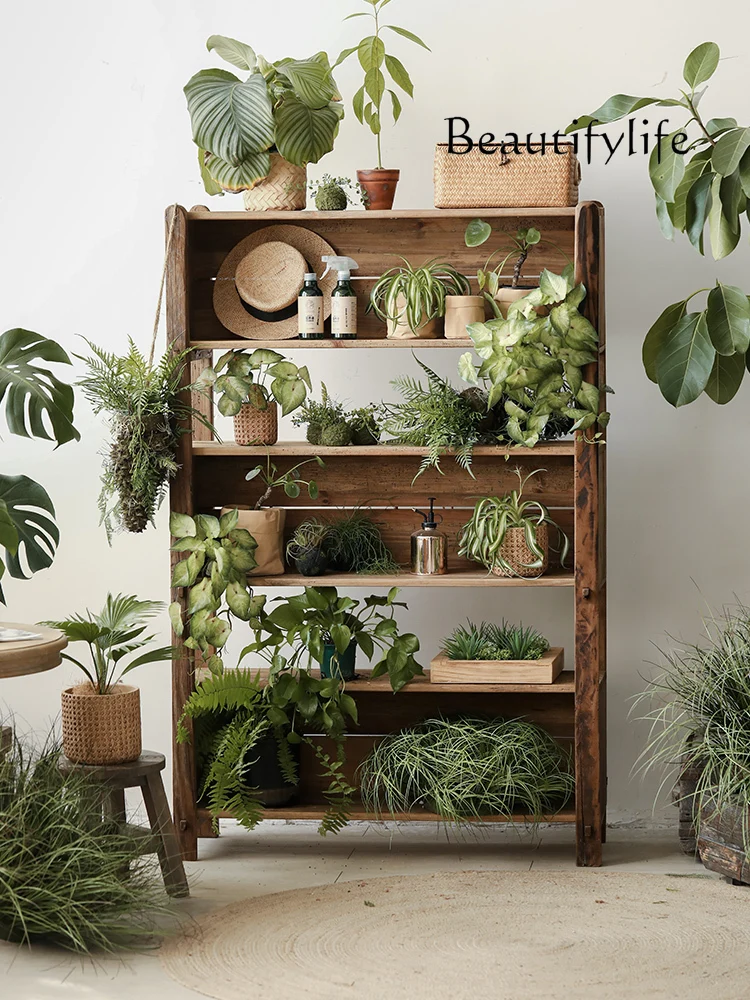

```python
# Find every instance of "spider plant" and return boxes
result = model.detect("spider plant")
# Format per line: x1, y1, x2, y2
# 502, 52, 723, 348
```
369, 257, 471, 332
359, 715, 574, 823
635, 605, 750, 858
458, 468, 569, 576
324, 509, 399, 574
441, 620, 549, 661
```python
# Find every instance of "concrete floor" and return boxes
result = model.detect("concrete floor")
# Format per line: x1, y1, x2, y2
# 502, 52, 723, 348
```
1, 822, 712, 1000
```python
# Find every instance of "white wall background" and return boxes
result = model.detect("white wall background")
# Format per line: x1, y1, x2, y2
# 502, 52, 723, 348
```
1, 0, 749, 824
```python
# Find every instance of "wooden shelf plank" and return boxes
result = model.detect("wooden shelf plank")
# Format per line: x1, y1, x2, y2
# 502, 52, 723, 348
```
247, 569, 574, 588
188, 338, 476, 350
250, 669, 576, 695
192, 440, 576, 458
198, 804, 576, 824
188, 207, 578, 222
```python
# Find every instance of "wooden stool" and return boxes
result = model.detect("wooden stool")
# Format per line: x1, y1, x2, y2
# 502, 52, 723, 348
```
59, 751, 189, 898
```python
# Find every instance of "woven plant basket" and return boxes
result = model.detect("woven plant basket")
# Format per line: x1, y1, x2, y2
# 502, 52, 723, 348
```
492, 524, 549, 578
434, 143, 580, 209
234, 400, 278, 445
242, 155, 307, 211
61, 683, 141, 765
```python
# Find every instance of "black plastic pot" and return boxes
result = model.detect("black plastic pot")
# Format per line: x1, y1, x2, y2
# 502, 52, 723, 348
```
244, 733, 300, 807
350, 425, 379, 445
321, 641, 358, 681
293, 546, 328, 576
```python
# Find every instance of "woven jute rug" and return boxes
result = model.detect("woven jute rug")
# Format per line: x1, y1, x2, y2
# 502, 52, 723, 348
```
161, 869, 748, 1000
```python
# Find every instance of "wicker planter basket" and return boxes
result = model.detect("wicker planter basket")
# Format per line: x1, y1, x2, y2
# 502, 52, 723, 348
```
434, 143, 580, 209
61, 683, 141, 765
492, 525, 549, 578
234, 400, 278, 446
242, 155, 307, 211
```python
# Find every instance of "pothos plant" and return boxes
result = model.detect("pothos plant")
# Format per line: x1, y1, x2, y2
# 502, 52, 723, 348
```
169, 509, 263, 671
459, 267, 610, 447
199, 348, 311, 418
566, 41, 750, 408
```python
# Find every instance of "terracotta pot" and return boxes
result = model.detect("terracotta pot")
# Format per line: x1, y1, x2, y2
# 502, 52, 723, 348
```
242, 155, 307, 211
61, 683, 141, 765
444, 295, 485, 339
233, 400, 278, 446
386, 294, 439, 340
226, 507, 287, 576
494, 286, 547, 318
357, 169, 400, 211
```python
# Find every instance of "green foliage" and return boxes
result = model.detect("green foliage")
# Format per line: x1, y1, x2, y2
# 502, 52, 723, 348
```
335, 0, 430, 168
285, 517, 331, 562
567, 42, 750, 409
186, 37, 344, 194
368, 257, 471, 332
241, 585, 422, 693
359, 715, 574, 823
635, 606, 750, 858
458, 469, 569, 577
460, 267, 609, 446
292, 383, 348, 444
308, 174, 369, 210
169, 509, 261, 668
441, 620, 550, 661
77, 339, 211, 539
0, 328, 79, 603
465, 224, 571, 298
0, 738, 171, 951
347, 404, 381, 444
320, 422, 353, 447
245, 452, 324, 508
199, 348, 311, 419
323, 509, 399, 574
42, 593, 175, 694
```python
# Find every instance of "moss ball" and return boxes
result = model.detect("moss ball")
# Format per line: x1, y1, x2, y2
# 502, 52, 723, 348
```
315, 183, 348, 212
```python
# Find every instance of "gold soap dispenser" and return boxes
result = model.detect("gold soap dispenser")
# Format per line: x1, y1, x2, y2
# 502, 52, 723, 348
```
410, 498, 448, 575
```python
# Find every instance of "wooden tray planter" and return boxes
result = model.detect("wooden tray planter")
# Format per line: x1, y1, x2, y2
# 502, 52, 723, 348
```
697, 801, 750, 885
430, 648, 564, 685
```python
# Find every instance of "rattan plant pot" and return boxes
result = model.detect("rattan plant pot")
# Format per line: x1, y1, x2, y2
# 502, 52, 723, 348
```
434, 143, 580, 209
234, 400, 278, 446
242, 155, 307, 212
61, 683, 141, 765
492, 524, 549, 578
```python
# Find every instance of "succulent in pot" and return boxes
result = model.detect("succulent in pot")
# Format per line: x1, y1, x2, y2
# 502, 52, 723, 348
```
369, 257, 471, 339
185, 35, 344, 211
200, 348, 311, 446
458, 469, 569, 578
286, 518, 331, 576
43, 595, 176, 765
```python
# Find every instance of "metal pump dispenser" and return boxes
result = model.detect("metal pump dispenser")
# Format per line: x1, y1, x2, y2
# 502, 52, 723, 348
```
410, 498, 448, 575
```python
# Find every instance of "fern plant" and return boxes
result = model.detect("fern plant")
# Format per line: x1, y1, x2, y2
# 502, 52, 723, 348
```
77, 340, 211, 539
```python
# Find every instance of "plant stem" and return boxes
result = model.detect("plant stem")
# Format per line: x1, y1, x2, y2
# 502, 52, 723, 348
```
685, 98, 716, 147
375, 5, 383, 169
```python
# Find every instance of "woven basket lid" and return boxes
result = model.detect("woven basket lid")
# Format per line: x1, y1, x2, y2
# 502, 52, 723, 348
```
214, 225, 338, 340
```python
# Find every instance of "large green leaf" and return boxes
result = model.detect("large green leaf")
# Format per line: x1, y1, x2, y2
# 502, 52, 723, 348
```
656, 311, 715, 407
649, 130, 686, 203
709, 173, 740, 259
198, 148, 224, 196
0, 474, 58, 584
276, 57, 337, 109
358, 35, 385, 71
465, 219, 491, 247
565, 95, 682, 132
204, 151, 271, 191
711, 127, 750, 176
642, 300, 687, 382
274, 95, 342, 166
206, 35, 257, 71
706, 282, 750, 355
671, 148, 712, 230
382, 25, 430, 50
683, 42, 720, 89
739, 148, 750, 199
184, 69, 274, 166
384, 54, 413, 97
704, 349, 745, 404
685, 171, 714, 252
0, 329, 78, 445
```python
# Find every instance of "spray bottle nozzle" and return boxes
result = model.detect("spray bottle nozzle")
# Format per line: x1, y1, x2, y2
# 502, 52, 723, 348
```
321, 255, 359, 280
412, 497, 442, 529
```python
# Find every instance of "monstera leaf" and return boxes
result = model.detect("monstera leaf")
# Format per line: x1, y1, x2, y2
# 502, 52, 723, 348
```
0, 328, 78, 445
0, 474, 59, 603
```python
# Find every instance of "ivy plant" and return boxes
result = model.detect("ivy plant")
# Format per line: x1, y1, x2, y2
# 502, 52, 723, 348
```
199, 348, 311, 418
458, 267, 610, 447
566, 42, 750, 408
169, 509, 263, 670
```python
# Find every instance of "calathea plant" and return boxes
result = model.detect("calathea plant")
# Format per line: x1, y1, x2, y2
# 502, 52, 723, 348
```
185, 36, 343, 195
169, 509, 263, 671
459, 267, 610, 447
566, 42, 750, 408
199, 349, 311, 418
0, 328, 79, 602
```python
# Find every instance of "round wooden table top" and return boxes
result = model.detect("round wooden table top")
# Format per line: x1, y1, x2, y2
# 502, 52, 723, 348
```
0, 623, 67, 679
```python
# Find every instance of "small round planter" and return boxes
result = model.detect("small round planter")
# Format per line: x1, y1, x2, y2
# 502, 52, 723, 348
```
350, 425, 379, 446
244, 733, 299, 807
242, 155, 307, 212
444, 295, 485, 339
321, 641, 357, 681
234, 400, 278, 446
492, 525, 549, 579
357, 168, 400, 211
293, 546, 328, 577
61, 683, 141, 765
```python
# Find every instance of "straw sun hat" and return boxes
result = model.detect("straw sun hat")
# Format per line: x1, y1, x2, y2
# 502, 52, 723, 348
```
213, 225, 338, 339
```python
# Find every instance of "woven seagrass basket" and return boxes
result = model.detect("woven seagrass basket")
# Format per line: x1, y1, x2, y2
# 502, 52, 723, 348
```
242, 155, 307, 211
234, 400, 278, 445
61, 683, 141, 765
434, 143, 580, 208
492, 525, 549, 578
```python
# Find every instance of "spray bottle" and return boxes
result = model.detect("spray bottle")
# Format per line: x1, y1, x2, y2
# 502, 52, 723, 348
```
321, 255, 359, 339
410, 498, 448, 576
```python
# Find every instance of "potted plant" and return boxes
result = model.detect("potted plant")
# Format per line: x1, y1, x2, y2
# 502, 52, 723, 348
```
369, 258, 470, 339
291, 383, 352, 446
458, 469, 569, 579
199, 348, 311, 446
335, 0, 430, 210
43, 595, 175, 765
308, 174, 368, 211
241, 453, 324, 576
286, 518, 331, 576
185, 36, 344, 211
243, 586, 422, 690
346, 404, 381, 445
323, 509, 399, 574
464, 222, 572, 318
431, 619, 564, 684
